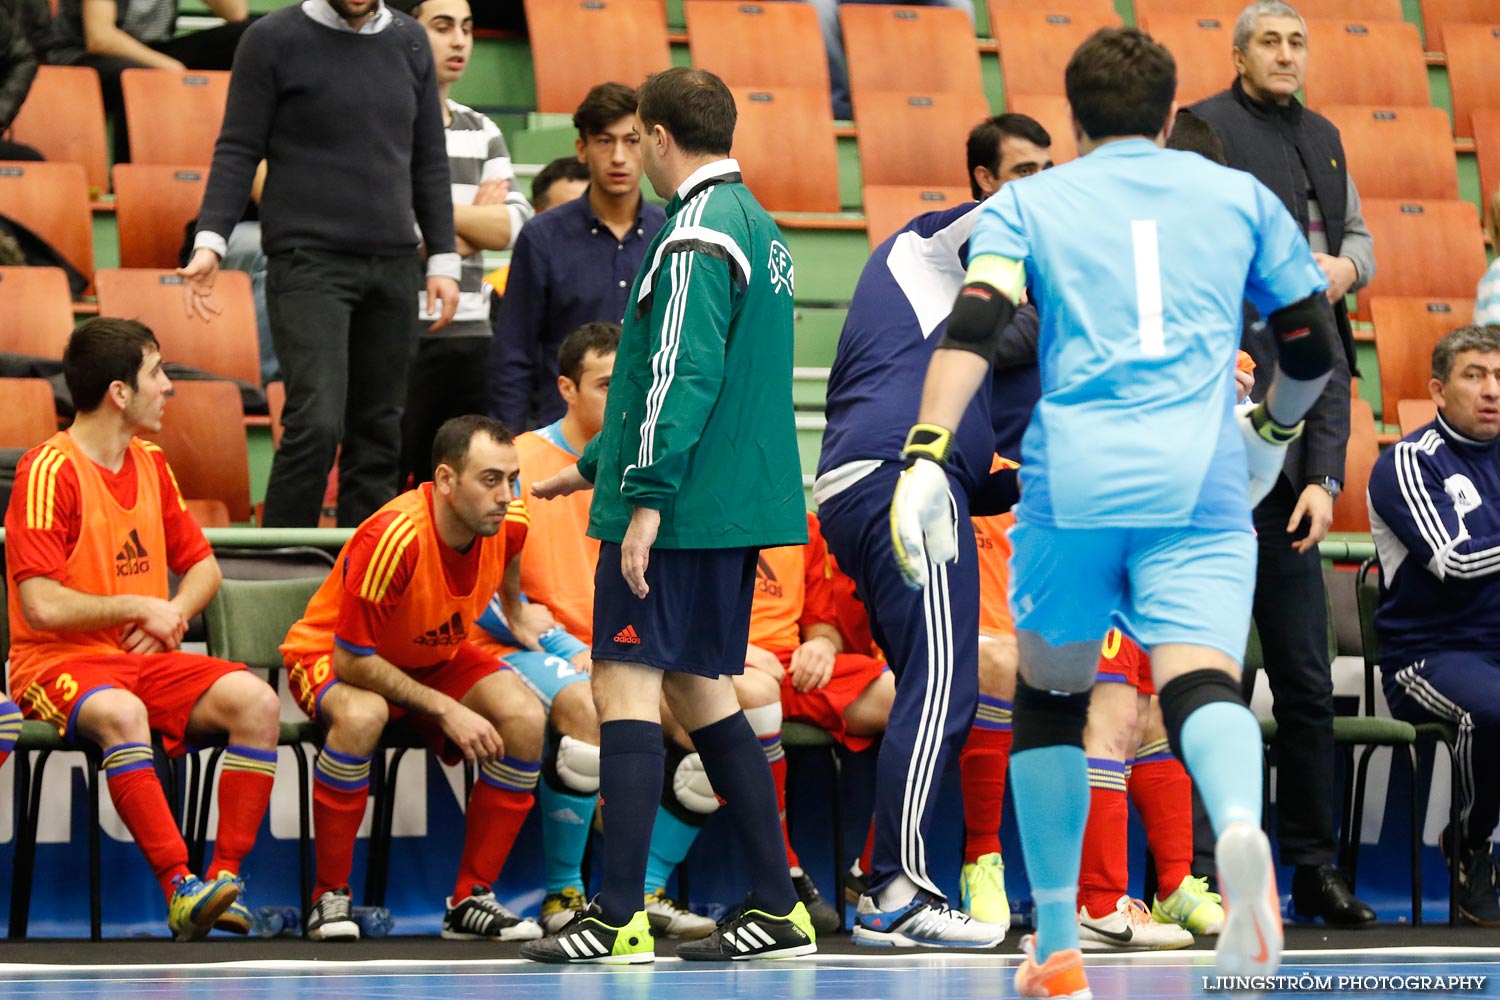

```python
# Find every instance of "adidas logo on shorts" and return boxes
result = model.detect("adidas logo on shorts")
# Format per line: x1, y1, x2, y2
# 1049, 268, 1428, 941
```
613, 625, 641, 645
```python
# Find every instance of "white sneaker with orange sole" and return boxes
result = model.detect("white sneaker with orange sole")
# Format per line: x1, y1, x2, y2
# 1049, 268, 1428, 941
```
1014, 933, 1093, 999
1214, 822, 1283, 979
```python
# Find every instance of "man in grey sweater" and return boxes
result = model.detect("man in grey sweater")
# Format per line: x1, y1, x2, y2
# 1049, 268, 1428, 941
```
180, 0, 459, 527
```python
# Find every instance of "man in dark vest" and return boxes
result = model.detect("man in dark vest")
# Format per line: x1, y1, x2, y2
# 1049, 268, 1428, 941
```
1192, 0, 1376, 927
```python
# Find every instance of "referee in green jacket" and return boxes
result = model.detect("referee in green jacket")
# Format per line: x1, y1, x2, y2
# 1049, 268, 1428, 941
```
522, 67, 815, 965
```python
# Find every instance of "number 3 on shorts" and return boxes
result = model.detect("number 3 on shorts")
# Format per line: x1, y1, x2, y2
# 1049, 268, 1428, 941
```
55, 672, 79, 702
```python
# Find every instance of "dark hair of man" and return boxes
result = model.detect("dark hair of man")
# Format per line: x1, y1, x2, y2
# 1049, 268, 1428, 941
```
63, 317, 160, 414
1432, 325, 1500, 382
636, 67, 736, 156
1065, 27, 1177, 141
531, 157, 591, 212
431, 414, 514, 475
1163, 108, 1227, 165
558, 321, 622, 386
966, 113, 1052, 199
573, 82, 640, 140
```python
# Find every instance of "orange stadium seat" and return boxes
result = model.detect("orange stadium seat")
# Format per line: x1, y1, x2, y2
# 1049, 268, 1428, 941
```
95, 268, 261, 386
685, 1, 829, 92
1354, 200, 1487, 320
1370, 296, 1475, 423
8, 66, 109, 196
994, 10, 1122, 99
1418, 0, 1500, 52
862, 185, 972, 248
0, 379, 61, 449
1004, 94, 1079, 163
112, 164, 209, 270
1442, 23, 1500, 138
141, 379, 252, 523
0, 266, 77, 358
1332, 397, 1379, 533
987, 0, 1116, 17
120, 69, 230, 166
1302, 20, 1429, 109
1318, 105, 1459, 200
0, 162, 93, 289
1396, 398, 1438, 435
525, 0, 670, 114
1296, 0, 1404, 20
854, 91, 993, 187
1132, 0, 1241, 31
731, 88, 840, 213
1470, 108, 1500, 223
1140, 15, 1236, 108
842, 5, 982, 108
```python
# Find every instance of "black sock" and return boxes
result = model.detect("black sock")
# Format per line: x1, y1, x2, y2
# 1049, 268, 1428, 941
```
597, 719, 664, 926
690, 712, 798, 915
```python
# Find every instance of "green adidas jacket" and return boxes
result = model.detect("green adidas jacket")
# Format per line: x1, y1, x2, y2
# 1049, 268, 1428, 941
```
578, 159, 806, 550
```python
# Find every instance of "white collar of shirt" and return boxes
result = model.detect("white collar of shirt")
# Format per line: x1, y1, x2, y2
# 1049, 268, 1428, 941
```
674, 158, 740, 201
302, 0, 392, 34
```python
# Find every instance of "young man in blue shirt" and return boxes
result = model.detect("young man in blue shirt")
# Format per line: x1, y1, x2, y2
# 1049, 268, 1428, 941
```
891, 27, 1338, 996
488, 83, 666, 432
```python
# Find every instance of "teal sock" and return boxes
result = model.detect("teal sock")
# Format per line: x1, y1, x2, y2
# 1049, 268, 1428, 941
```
538, 780, 596, 895
1179, 701, 1262, 834
1011, 745, 1089, 962
643, 806, 704, 895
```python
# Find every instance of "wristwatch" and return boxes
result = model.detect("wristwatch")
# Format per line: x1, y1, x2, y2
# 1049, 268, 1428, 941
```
1309, 476, 1342, 501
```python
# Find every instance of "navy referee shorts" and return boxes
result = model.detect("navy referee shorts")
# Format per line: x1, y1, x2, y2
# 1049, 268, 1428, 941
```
591, 542, 757, 678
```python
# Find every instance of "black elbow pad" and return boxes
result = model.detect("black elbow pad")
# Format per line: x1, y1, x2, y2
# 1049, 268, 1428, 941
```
937, 282, 1018, 362
1266, 293, 1336, 381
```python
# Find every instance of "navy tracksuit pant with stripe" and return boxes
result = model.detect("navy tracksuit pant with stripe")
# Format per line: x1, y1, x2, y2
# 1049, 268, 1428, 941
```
819, 462, 980, 900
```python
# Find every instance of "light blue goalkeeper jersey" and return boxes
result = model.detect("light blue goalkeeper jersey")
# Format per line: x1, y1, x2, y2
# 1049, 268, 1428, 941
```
969, 138, 1327, 531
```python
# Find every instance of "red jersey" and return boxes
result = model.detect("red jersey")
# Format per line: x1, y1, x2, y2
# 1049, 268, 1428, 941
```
281, 484, 528, 670
5, 432, 210, 696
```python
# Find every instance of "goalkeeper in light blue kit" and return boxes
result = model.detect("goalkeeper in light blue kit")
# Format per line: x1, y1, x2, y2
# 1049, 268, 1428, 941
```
889, 27, 1338, 999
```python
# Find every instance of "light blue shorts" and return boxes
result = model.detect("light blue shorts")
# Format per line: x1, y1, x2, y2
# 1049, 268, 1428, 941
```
1008, 521, 1256, 665
505, 650, 589, 710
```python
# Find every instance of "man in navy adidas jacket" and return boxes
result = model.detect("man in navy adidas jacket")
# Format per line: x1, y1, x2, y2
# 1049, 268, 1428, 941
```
1368, 323, 1500, 927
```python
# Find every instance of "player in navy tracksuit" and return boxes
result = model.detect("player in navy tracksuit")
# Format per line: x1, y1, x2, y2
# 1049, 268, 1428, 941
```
818, 200, 1042, 947
1368, 324, 1500, 926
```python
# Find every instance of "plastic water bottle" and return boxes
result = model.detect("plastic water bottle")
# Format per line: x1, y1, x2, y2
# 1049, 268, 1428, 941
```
253, 904, 302, 938
353, 906, 394, 938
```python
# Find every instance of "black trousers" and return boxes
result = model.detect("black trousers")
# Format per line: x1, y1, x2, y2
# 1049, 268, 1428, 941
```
263, 248, 422, 528
399, 334, 490, 488
1250, 476, 1339, 866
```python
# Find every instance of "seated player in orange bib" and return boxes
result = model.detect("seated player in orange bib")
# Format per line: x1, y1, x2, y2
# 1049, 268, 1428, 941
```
748, 511, 896, 934
4, 318, 281, 941
280, 415, 545, 943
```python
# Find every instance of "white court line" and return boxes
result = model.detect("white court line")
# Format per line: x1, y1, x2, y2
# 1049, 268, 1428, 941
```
3, 946, 1500, 978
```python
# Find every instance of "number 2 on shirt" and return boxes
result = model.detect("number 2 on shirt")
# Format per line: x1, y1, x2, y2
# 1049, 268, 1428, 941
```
1132, 220, 1165, 357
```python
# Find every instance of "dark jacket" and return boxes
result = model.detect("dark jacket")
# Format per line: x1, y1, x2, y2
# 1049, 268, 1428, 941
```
1195, 80, 1357, 489
1192, 79, 1362, 375
0, 0, 48, 127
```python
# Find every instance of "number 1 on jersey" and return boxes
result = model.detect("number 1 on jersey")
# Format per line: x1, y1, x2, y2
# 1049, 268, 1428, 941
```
1132, 219, 1165, 357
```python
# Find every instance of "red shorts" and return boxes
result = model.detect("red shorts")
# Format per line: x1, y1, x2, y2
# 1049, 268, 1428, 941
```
1096, 628, 1156, 696
779, 651, 888, 753
286, 640, 507, 763
16, 652, 245, 756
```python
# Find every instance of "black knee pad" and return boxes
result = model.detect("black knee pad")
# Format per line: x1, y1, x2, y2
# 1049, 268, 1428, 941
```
1011, 681, 1091, 754
1158, 668, 1246, 761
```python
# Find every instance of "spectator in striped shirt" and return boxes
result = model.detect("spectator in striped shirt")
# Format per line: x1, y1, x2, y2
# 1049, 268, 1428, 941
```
396, 0, 535, 485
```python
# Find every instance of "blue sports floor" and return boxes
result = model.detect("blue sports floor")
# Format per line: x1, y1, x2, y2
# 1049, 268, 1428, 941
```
2, 945, 1498, 1000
